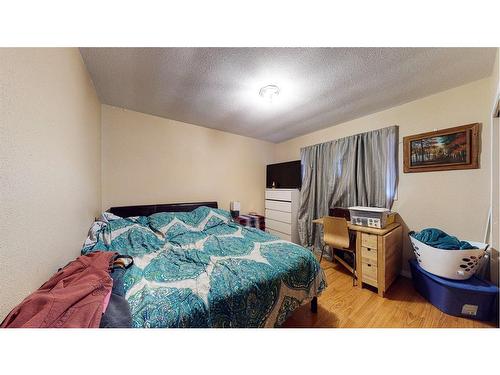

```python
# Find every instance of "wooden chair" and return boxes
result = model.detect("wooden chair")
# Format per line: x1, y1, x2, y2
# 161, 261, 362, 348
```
321, 216, 357, 285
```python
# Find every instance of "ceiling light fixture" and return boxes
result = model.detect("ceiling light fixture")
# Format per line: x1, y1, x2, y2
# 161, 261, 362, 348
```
259, 85, 280, 103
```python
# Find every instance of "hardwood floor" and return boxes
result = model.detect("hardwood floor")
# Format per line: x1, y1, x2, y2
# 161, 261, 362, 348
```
283, 259, 498, 328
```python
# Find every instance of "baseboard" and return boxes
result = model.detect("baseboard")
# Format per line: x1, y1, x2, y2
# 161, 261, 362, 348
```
400, 269, 412, 279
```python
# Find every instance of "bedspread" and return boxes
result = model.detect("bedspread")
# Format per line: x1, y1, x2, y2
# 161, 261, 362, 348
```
82, 206, 326, 327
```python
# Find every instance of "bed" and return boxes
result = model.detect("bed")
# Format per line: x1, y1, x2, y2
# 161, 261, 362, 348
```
82, 202, 326, 327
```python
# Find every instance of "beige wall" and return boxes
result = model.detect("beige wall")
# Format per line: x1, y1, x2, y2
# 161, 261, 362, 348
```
0, 48, 102, 319
275, 78, 493, 275
101, 105, 274, 214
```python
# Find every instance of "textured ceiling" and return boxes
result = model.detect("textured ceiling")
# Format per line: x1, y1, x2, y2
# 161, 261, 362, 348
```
80, 48, 496, 143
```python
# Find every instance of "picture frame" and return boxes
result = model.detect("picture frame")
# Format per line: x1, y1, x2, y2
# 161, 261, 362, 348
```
403, 123, 480, 173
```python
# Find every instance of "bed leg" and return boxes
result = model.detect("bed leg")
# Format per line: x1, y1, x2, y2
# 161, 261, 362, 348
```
311, 297, 317, 313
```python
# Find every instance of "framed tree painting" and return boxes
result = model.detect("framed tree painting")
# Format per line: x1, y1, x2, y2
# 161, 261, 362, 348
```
403, 123, 480, 173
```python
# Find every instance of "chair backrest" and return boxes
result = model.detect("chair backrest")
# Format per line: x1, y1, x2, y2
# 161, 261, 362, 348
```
329, 207, 351, 221
323, 216, 350, 249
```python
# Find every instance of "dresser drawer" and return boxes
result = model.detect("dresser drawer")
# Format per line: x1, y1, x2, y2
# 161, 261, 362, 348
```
361, 233, 378, 249
266, 218, 291, 235
362, 261, 378, 287
265, 209, 291, 223
361, 246, 377, 264
267, 228, 291, 242
265, 200, 292, 212
265, 189, 292, 202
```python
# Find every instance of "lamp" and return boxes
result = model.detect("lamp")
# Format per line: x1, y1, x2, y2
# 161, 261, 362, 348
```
230, 201, 240, 219
259, 85, 280, 103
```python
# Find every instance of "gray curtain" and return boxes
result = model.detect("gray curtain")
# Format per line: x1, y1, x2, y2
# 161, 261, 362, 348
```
298, 126, 398, 252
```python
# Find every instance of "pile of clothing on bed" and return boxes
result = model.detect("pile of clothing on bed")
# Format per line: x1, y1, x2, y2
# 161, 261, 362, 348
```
1, 252, 134, 328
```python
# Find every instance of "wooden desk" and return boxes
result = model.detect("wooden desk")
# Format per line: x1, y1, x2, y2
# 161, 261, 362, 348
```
313, 218, 402, 297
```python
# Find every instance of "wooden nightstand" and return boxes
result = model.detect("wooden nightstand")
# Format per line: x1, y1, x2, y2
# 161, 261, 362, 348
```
353, 223, 403, 297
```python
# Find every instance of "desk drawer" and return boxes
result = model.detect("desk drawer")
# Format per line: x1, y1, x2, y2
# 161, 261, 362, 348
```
266, 218, 291, 235
362, 261, 378, 287
361, 246, 377, 264
265, 200, 291, 212
265, 189, 292, 201
361, 233, 378, 249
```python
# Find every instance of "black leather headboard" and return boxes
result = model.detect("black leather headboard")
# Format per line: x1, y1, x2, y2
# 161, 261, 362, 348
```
108, 201, 218, 217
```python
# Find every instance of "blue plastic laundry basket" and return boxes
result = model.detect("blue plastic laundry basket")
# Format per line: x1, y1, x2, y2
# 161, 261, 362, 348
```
409, 259, 499, 322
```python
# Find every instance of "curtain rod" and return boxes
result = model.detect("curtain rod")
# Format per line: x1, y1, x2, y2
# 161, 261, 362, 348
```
299, 125, 398, 151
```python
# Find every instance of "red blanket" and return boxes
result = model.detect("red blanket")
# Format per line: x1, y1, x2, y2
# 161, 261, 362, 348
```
1, 251, 115, 328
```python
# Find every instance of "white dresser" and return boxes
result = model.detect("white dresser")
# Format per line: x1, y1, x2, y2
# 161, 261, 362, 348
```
265, 188, 300, 244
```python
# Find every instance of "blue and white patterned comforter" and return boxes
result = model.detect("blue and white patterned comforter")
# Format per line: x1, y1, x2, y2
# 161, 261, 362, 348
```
82, 206, 326, 328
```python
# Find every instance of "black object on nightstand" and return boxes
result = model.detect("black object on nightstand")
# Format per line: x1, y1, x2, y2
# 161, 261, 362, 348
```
234, 213, 265, 231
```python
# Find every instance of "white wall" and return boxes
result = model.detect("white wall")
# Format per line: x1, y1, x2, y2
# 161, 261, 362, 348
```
101, 105, 275, 214
0, 48, 102, 319
274, 78, 493, 275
